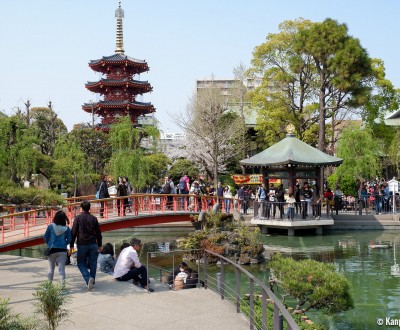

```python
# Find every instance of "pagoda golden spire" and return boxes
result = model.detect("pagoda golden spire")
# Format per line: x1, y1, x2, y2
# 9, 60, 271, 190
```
115, 2, 125, 54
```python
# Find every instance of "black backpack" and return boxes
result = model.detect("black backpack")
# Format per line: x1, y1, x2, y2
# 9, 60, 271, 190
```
163, 181, 172, 194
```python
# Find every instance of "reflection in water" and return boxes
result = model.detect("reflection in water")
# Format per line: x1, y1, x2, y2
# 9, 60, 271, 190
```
264, 231, 400, 330
391, 242, 400, 277
4, 229, 400, 330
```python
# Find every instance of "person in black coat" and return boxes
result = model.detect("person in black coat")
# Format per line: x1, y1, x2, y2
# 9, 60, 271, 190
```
98, 175, 110, 218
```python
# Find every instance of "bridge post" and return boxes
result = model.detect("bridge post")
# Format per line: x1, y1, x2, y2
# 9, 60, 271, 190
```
260, 225, 268, 234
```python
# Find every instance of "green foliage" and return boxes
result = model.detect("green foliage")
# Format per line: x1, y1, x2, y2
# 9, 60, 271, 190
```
142, 153, 171, 187
51, 135, 89, 192
327, 173, 358, 197
30, 107, 68, 156
230, 224, 262, 249
388, 127, 400, 174
249, 18, 381, 152
269, 254, 353, 314
70, 126, 111, 174
0, 178, 64, 205
33, 281, 71, 330
362, 59, 400, 126
0, 115, 41, 182
0, 298, 39, 330
334, 125, 381, 182
177, 230, 209, 250
241, 299, 324, 330
179, 212, 264, 262
168, 158, 200, 183
109, 117, 162, 190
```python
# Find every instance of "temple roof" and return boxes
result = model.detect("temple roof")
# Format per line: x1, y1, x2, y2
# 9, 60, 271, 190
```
385, 109, 400, 126
86, 78, 150, 86
89, 53, 148, 70
82, 100, 155, 112
85, 78, 152, 93
86, 79, 151, 89
240, 134, 343, 167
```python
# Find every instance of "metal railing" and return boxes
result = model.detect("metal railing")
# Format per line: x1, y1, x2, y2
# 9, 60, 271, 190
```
0, 194, 235, 245
252, 194, 400, 221
3, 192, 398, 245
146, 249, 299, 330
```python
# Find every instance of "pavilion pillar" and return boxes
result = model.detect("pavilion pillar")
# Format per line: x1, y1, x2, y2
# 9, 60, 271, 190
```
288, 166, 295, 195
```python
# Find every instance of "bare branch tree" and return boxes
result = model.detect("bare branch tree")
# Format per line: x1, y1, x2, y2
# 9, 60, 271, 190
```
173, 81, 246, 185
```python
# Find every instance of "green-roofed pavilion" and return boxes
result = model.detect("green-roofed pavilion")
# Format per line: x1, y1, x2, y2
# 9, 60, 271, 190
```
240, 127, 343, 194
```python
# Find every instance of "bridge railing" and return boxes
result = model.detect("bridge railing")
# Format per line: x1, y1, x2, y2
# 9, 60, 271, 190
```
0, 194, 237, 245
146, 249, 299, 330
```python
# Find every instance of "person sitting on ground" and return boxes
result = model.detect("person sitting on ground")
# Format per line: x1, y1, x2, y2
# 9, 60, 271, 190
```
113, 238, 154, 292
173, 264, 190, 291
97, 243, 116, 275
183, 268, 198, 289
166, 262, 188, 285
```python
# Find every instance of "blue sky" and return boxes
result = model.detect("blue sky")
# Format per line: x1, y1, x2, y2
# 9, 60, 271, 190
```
0, 0, 399, 132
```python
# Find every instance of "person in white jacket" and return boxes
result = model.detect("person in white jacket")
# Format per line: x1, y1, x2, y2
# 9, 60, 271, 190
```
223, 186, 232, 213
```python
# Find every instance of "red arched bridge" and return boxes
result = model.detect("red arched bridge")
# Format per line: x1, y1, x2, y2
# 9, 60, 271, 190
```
0, 194, 233, 253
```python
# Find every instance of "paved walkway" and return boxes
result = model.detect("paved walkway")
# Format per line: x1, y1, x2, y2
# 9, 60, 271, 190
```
0, 255, 249, 330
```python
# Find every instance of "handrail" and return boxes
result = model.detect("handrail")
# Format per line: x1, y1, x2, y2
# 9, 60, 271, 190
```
203, 249, 299, 330
145, 248, 299, 330
0, 194, 236, 246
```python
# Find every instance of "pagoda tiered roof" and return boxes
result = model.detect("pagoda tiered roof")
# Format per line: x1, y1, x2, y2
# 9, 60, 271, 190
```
82, 100, 155, 113
89, 53, 149, 74
85, 78, 152, 94
82, 3, 155, 131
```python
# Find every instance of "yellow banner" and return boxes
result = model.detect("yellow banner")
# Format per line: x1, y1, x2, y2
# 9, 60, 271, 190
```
231, 174, 263, 185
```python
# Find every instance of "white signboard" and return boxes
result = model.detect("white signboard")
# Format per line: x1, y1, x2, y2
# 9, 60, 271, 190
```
388, 179, 399, 193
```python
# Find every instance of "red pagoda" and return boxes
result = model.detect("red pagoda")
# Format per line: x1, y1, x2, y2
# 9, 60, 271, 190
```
82, 2, 155, 131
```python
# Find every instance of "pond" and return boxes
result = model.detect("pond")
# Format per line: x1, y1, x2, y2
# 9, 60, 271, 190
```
7, 228, 400, 329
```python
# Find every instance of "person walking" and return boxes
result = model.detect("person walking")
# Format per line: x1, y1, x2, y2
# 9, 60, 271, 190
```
98, 175, 110, 218
70, 201, 102, 290
116, 177, 128, 216
178, 173, 190, 210
43, 210, 72, 283
113, 238, 154, 292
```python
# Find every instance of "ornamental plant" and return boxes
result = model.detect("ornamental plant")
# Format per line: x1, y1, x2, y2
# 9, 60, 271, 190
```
33, 281, 71, 330
178, 211, 264, 263
269, 254, 354, 314
0, 298, 39, 330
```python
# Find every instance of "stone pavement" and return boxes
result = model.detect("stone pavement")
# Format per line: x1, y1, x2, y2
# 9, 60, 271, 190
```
0, 255, 249, 330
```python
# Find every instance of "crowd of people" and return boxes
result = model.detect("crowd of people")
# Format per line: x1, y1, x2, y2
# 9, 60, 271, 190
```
43, 200, 200, 291
358, 177, 397, 214
43, 201, 154, 291
95, 172, 400, 220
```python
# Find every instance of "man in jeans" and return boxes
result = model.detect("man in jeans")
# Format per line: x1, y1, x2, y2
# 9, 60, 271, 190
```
113, 238, 154, 292
70, 201, 102, 290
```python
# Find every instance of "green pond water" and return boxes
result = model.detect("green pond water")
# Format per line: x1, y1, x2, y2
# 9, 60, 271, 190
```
8, 228, 400, 330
